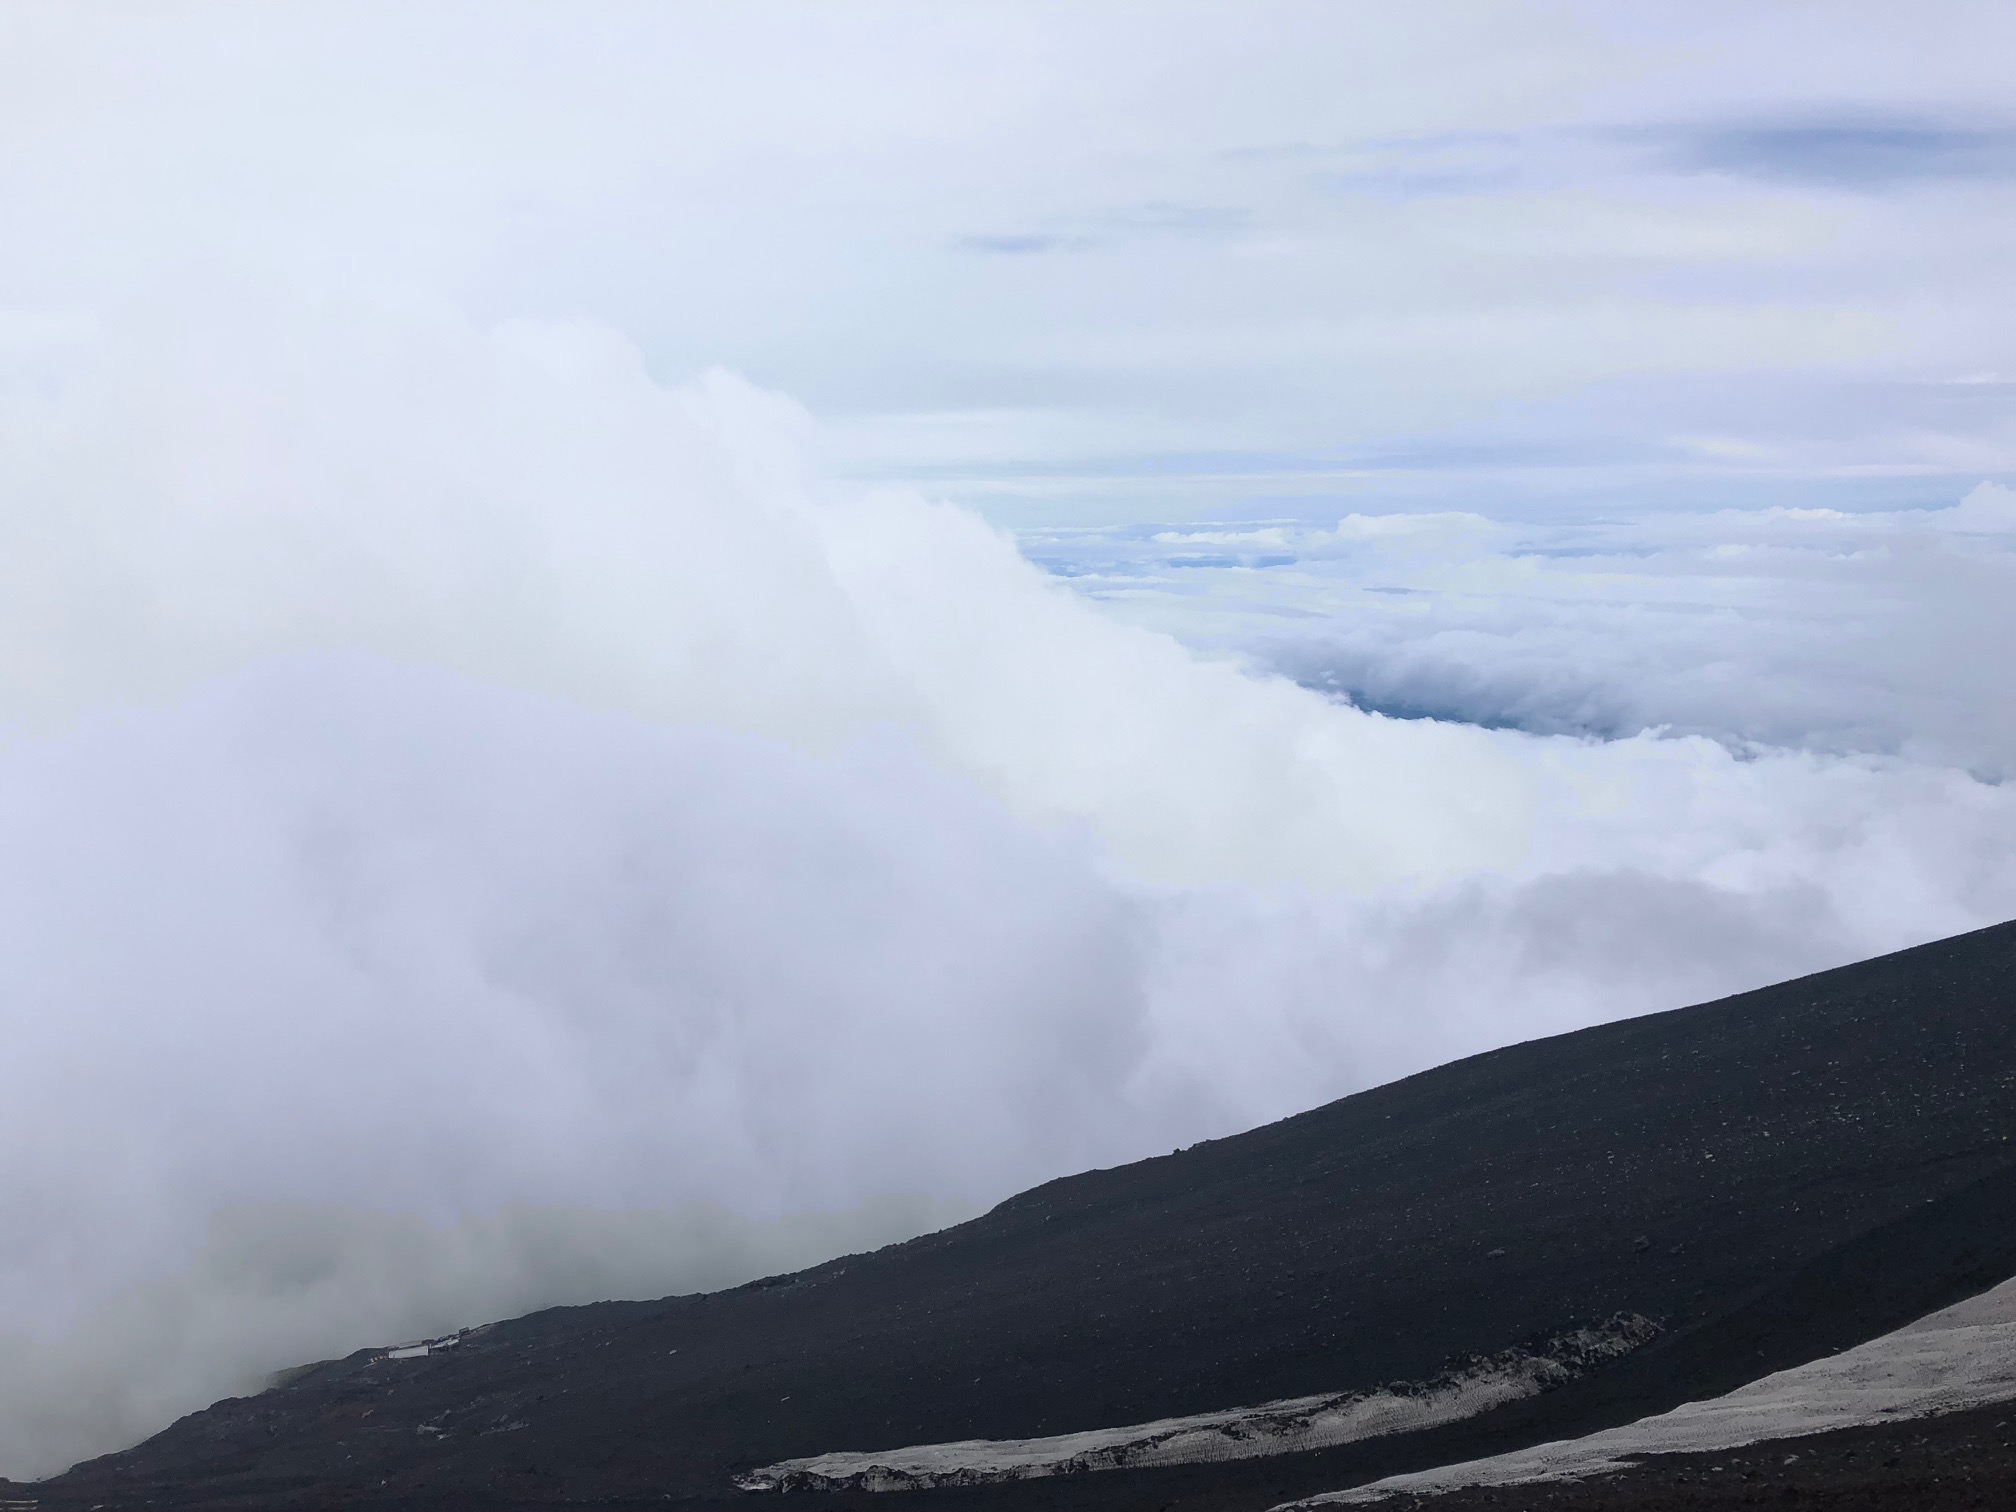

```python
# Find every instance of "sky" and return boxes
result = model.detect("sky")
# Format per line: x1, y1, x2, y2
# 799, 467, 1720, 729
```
1, 0, 2013, 1481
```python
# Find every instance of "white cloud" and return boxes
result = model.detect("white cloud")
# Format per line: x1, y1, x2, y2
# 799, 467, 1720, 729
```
1940, 480, 2016, 531
1, 302, 2013, 1476
1327, 511, 1501, 543
1154, 527, 1296, 546
1058, 493, 2016, 777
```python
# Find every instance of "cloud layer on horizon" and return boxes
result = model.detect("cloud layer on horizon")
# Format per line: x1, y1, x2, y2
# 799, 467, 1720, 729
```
1030, 484, 2016, 778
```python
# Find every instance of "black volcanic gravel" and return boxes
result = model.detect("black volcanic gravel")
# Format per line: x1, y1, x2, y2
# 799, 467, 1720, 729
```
33, 920, 2016, 1512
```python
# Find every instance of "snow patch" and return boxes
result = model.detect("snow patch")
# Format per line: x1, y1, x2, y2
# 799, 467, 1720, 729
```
378, 1331, 464, 1363
733, 1315, 1657, 1492
1282, 1275, 2016, 1505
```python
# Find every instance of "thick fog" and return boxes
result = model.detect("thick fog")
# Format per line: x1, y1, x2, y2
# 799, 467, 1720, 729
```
2, 305, 2013, 1476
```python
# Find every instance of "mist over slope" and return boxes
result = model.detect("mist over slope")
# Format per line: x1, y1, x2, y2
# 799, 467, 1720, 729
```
3, 302, 2015, 1477
37, 919, 2016, 1512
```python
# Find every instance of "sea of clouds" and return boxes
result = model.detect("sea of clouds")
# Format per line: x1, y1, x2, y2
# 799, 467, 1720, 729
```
2, 298, 2014, 1479
1028, 487, 2016, 776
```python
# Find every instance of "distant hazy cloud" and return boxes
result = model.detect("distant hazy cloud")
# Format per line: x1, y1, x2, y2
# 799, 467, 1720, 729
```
1043, 488, 2016, 776
1649, 118, 2016, 189
956, 234, 1091, 256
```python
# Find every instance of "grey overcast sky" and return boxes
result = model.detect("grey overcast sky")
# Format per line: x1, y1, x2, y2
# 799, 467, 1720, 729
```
2, 1, 2011, 521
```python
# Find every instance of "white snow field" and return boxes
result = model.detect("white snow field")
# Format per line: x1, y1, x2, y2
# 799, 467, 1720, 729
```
733, 1316, 1657, 1491
1280, 1274, 2016, 1506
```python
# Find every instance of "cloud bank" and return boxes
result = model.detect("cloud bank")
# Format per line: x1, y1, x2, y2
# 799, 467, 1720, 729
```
1038, 489, 2016, 778
2, 301, 2014, 1476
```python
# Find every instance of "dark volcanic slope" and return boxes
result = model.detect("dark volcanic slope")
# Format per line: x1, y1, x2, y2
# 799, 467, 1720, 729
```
44, 920, 2016, 1512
